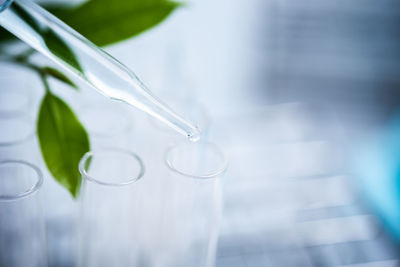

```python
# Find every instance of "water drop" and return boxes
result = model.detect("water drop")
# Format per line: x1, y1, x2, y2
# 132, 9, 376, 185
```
188, 128, 201, 142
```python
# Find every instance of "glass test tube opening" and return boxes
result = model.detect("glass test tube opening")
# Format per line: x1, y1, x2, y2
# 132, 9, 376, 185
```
78, 149, 145, 267
0, 116, 34, 146
165, 142, 228, 179
144, 142, 228, 267
0, 116, 36, 161
0, 160, 46, 267
0, 82, 34, 119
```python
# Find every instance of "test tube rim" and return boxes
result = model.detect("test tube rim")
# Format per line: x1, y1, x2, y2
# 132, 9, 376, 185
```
79, 148, 145, 187
0, 80, 34, 119
0, 116, 35, 146
164, 141, 228, 180
0, 159, 43, 201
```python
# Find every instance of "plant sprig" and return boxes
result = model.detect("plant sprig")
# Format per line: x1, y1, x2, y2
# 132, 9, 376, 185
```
4, 49, 88, 198
0, 0, 181, 198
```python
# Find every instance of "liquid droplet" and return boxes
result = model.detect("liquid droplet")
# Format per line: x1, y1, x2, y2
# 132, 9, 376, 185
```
188, 127, 201, 142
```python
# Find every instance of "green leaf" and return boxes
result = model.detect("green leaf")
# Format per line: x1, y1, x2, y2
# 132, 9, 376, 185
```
37, 92, 90, 198
42, 29, 83, 73
0, 28, 16, 43
42, 67, 78, 89
49, 0, 182, 47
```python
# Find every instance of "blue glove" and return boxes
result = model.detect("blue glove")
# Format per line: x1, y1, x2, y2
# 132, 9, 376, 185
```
353, 114, 400, 242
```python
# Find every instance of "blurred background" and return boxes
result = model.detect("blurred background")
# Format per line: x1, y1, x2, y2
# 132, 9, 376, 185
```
2, 0, 400, 266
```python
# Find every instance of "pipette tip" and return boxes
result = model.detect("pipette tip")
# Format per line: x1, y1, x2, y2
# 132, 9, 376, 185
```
188, 126, 201, 142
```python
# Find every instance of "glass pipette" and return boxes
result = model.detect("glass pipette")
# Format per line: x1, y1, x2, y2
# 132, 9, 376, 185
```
0, 0, 201, 141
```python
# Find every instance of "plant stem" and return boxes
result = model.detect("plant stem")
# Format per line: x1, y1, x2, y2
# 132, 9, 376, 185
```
13, 48, 36, 62
40, 72, 51, 92
0, 49, 51, 91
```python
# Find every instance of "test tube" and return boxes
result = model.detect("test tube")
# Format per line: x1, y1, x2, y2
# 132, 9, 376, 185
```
0, 116, 36, 161
0, 77, 35, 119
0, 76, 37, 161
0, 160, 46, 267
0, 85, 65, 265
138, 142, 227, 267
78, 148, 145, 267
